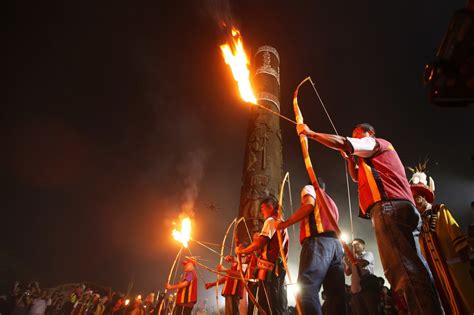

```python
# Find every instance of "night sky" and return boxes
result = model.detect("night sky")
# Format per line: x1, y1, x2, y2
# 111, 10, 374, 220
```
3, 0, 473, 304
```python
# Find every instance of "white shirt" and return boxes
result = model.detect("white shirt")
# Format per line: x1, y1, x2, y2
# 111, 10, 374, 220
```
357, 250, 375, 277
300, 184, 316, 200
346, 136, 377, 158
260, 217, 276, 239
29, 298, 48, 315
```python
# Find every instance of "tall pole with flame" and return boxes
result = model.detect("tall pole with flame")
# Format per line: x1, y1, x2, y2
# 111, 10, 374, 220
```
221, 28, 284, 241
237, 45, 283, 241
221, 30, 283, 242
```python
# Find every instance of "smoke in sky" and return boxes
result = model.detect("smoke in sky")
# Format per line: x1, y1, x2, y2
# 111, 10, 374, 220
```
178, 148, 210, 218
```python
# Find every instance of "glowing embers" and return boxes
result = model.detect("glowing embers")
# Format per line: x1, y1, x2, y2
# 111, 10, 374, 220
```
220, 28, 257, 104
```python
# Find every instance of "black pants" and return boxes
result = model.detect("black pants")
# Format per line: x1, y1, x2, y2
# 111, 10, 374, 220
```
224, 295, 239, 315
351, 290, 380, 315
174, 304, 193, 315
247, 282, 258, 315
258, 269, 288, 315
371, 200, 444, 315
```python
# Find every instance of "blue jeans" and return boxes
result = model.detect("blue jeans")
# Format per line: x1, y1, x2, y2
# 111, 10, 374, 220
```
297, 236, 346, 315
371, 200, 444, 315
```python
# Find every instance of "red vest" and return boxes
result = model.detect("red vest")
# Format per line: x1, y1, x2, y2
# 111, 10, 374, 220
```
221, 263, 243, 297
357, 138, 415, 217
300, 187, 339, 243
245, 253, 259, 279
176, 271, 197, 305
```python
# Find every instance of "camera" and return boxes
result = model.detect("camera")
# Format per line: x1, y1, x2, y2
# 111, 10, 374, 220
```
424, 6, 474, 106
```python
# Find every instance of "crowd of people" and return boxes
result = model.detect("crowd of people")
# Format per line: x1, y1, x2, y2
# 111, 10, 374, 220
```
0, 282, 165, 315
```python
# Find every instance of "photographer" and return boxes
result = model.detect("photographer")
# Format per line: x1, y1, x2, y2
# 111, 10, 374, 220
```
12, 289, 33, 315
344, 238, 380, 315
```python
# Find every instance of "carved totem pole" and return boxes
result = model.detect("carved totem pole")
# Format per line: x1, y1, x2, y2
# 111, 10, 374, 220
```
237, 46, 283, 242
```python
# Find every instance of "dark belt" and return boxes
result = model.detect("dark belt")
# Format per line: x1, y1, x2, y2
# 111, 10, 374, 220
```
367, 199, 416, 218
308, 231, 338, 239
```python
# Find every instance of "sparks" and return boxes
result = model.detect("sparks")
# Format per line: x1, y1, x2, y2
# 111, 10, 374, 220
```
172, 217, 191, 248
220, 28, 257, 104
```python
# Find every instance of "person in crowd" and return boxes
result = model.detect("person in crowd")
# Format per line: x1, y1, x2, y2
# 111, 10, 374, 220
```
64, 285, 84, 315
295, 122, 443, 314
94, 297, 107, 315
378, 286, 395, 315
45, 292, 57, 315
409, 163, 474, 314
110, 295, 125, 315
29, 290, 50, 315
127, 297, 143, 315
194, 299, 209, 315
11, 289, 32, 315
142, 294, 154, 315
344, 238, 380, 315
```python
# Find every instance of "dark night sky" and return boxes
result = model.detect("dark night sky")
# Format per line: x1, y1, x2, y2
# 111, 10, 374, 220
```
3, 0, 473, 303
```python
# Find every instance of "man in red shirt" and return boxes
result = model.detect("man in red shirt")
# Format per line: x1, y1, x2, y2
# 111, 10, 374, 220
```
276, 180, 345, 315
295, 122, 443, 315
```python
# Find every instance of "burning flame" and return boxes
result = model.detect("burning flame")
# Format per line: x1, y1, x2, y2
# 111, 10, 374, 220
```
220, 28, 257, 104
172, 217, 191, 248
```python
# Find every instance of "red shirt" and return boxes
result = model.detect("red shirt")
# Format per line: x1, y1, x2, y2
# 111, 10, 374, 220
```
357, 138, 415, 217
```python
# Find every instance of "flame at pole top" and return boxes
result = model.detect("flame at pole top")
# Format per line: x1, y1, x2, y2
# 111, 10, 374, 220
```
172, 217, 191, 248
220, 28, 257, 104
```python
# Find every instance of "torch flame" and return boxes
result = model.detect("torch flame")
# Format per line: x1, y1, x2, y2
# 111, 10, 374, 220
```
172, 217, 191, 248
220, 28, 257, 104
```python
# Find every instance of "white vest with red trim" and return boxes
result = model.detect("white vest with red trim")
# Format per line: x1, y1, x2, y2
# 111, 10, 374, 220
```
261, 216, 288, 263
